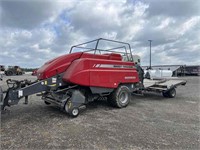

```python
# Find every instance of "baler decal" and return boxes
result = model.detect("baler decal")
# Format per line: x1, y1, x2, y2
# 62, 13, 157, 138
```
18, 90, 23, 97
125, 76, 136, 79
94, 64, 135, 69
52, 78, 57, 83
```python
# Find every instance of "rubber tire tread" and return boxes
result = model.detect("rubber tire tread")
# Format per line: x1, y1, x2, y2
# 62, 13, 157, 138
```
162, 92, 169, 98
6, 71, 13, 76
18, 72, 22, 75
108, 85, 131, 108
167, 88, 176, 98
162, 88, 176, 98
69, 107, 79, 118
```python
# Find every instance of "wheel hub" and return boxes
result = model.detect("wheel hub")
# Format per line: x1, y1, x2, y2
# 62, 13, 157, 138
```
72, 108, 79, 116
119, 91, 128, 104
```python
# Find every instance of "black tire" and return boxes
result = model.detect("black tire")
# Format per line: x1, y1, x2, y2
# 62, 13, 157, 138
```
18, 72, 22, 75
69, 107, 79, 118
6, 71, 13, 76
107, 98, 114, 106
64, 100, 79, 118
162, 88, 176, 98
44, 101, 51, 105
167, 88, 176, 98
162, 92, 169, 98
108, 85, 131, 108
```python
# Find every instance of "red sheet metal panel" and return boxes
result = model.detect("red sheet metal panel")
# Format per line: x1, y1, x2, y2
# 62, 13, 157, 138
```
63, 58, 139, 88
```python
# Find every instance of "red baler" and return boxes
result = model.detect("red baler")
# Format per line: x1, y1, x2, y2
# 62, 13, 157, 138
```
0, 38, 140, 117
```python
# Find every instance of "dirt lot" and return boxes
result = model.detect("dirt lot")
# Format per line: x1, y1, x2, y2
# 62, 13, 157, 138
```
0, 75, 199, 149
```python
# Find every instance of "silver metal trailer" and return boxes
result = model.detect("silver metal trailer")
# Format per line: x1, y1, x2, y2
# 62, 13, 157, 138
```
140, 78, 187, 98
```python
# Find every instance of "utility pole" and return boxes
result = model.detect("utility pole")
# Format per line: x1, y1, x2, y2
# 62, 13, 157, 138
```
148, 40, 152, 69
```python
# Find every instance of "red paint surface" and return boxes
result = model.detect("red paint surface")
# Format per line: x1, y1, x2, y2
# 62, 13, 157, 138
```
37, 52, 139, 88
63, 59, 139, 88
37, 52, 82, 80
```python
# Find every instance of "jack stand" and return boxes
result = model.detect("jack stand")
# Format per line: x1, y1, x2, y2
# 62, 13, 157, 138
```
24, 96, 28, 104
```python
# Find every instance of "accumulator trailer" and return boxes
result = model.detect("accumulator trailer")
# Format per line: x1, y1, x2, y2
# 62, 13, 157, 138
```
0, 38, 186, 117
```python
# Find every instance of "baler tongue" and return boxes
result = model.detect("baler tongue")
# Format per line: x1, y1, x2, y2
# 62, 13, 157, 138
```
0, 86, 4, 108
0, 86, 10, 113
0, 79, 32, 113
0, 92, 10, 113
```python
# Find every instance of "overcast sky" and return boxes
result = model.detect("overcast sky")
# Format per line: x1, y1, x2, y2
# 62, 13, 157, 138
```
0, 0, 200, 68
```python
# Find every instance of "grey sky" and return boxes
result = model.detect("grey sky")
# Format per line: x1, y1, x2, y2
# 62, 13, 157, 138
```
0, 0, 200, 68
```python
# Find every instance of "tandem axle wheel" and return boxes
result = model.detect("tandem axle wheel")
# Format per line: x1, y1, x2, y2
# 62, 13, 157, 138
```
162, 88, 176, 98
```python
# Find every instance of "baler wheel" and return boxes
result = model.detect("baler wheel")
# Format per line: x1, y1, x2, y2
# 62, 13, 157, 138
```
108, 85, 131, 108
64, 100, 79, 118
69, 107, 79, 118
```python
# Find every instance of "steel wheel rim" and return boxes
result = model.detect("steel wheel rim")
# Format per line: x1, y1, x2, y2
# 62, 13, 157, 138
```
72, 108, 79, 116
119, 91, 128, 104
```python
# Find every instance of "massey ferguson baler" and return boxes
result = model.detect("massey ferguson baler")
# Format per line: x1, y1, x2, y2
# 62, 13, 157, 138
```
0, 38, 186, 117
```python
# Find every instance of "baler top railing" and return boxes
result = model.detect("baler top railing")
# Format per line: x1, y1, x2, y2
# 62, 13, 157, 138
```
69, 38, 133, 61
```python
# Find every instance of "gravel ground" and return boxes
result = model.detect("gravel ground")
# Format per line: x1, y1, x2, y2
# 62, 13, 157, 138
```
0, 75, 200, 149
